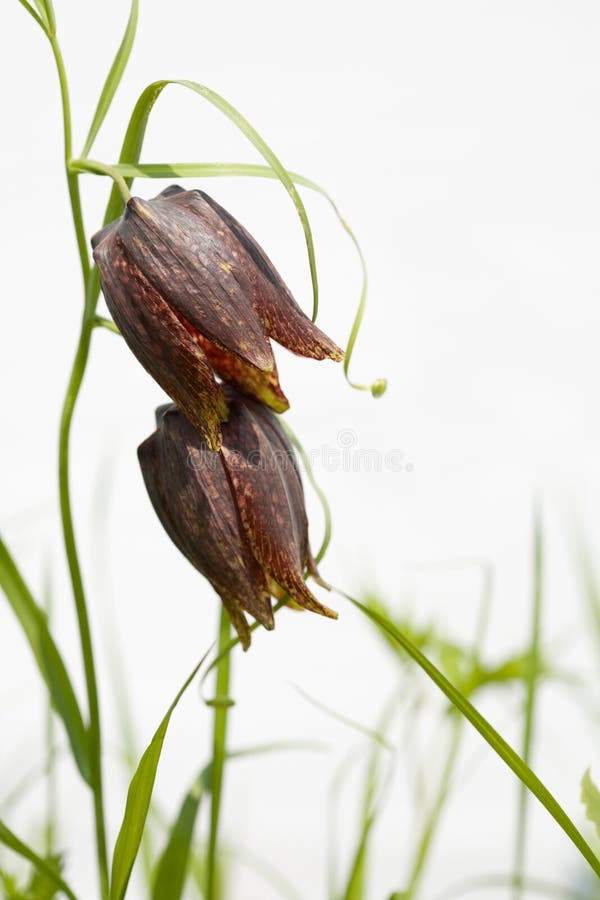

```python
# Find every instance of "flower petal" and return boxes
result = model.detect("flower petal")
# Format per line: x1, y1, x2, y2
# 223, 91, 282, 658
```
198, 190, 344, 362
119, 195, 275, 371
220, 396, 337, 620
139, 406, 275, 642
94, 232, 228, 450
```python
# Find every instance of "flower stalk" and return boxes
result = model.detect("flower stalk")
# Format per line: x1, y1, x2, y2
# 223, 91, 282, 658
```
49, 25, 109, 900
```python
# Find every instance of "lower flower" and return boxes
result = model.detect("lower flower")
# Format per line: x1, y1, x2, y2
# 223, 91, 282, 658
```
138, 387, 337, 649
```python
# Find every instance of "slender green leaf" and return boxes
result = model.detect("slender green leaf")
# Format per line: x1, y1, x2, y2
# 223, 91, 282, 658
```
341, 590, 600, 880
0, 534, 90, 783
153, 741, 320, 900
25, 852, 64, 900
403, 715, 463, 900
30, 0, 51, 31
152, 771, 205, 900
0, 821, 76, 900
513, 506, 544, 896
292, 684, 391, 749
95, 82, 319, 319
81, 0, 139, 157
38, 0, 55, 34
110, 650, 210, 900
16, 0, 47, 32
581, 769, 600, 840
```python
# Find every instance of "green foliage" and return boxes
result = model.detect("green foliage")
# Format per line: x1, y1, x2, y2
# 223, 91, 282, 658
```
152, 770, 206, 900
81, 0, 138, 157
362, 591, 552, 700
343, 590, 600, 880
110, 652, 209, 900
0, 535, 90, 784
581, 770, 600, 841
0, 823, 74, 900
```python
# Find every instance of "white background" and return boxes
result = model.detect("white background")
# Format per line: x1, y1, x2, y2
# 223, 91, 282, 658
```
2, 1, 600, 897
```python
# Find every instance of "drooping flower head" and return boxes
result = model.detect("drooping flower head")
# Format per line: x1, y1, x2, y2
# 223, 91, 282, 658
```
93, 186, 343, 449
138, 387, 337, 648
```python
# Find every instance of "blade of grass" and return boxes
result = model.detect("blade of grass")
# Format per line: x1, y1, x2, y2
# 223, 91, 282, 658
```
0, 820, 77, 900
581, 769, 600, 839
339, 589, 600, 880
81, 0, 139, 157
42, 564, 58, 856
16, 0, 48, 32
89, 451, 156, 888
292, 683, 391, 749
342, 698, 398, 900
152, 770, 205, 900
0, 533, 90, 784
402, 713, 463, 900
398, 560, 494, 898
152, 740, 322, 900
571, 527, 600, 663
40, 0, 55, 34
206, 607, 233, 900
513, 504, 544, 899
110, 648, 211, 900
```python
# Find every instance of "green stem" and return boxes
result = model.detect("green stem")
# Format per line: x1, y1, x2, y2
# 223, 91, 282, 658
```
58, 298, 108, 897
513, 507, 544, 899
49, 30, 108, 900
43, 575, 57, 857
94, 315, 121, 335
69, 158, 131, 205
206, 608, 233, 900
404, 714, 463, 898
49, 38, 90, 285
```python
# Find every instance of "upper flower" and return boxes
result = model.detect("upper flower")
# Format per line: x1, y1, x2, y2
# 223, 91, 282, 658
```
93, 185, 343, 450
138, 387, 337, 649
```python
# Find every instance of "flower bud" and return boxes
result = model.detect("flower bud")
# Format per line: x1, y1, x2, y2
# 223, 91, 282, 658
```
94, 186, 343, 450
138, 387, 337, 649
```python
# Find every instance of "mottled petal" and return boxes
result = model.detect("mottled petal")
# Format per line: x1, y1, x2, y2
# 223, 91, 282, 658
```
138, 406, 274, 647
220, 396, 337, 620
94, 231, 228, 450
119, 196, 275, 371
197, 190, 344, 362
197, 333, 289, 414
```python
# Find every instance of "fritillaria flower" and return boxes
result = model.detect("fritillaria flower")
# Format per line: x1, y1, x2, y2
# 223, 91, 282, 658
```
93, 186, 343, 450
138, 387, 337, 649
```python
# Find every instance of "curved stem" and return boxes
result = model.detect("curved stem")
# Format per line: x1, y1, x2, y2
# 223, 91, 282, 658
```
49, 31, 108, 899
49, 37, 90, 285
70, 158, 131, 205
58, 297, 108, 898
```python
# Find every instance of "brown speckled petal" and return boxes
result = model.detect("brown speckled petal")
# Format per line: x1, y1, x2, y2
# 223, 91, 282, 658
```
196, 333, 289, 414
138, 406, 274, 647
119, 195, 275, 372
197, 190, 344, 362
221, 395, 337, 620
93, 232, 228, 450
